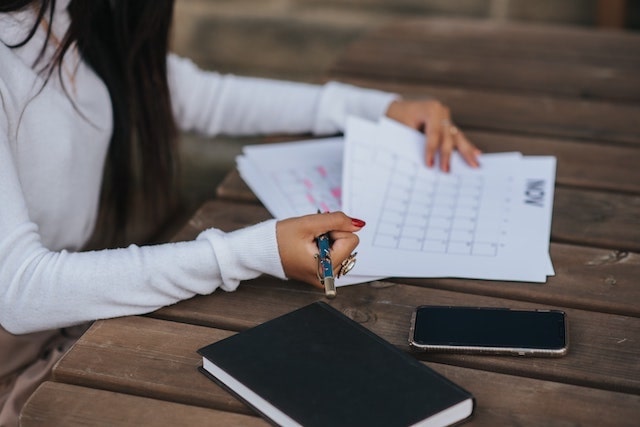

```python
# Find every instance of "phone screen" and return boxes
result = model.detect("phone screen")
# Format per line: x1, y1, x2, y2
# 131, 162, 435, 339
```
412, 306, 567, 350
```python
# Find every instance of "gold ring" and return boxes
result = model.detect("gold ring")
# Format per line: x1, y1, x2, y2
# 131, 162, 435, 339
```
337, 252, 357, 278
442, 119, 458, 136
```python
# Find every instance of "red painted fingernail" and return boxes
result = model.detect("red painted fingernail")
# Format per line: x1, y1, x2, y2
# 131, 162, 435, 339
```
351, 218, 366, 227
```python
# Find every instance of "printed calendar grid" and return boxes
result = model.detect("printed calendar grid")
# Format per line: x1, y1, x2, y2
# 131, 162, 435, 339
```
364, 151, 514, 258
271, 163, 342, 214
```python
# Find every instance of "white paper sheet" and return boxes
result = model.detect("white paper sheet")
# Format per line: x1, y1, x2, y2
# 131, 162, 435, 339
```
237, 137, 344, 218
342, 117, 554, 282
236, 117, 556, 284
237, 137, 382, 286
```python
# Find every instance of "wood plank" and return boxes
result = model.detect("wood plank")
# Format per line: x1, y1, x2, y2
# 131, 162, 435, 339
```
56, 316, 640, 425
215, 168, 255, 203
597, 0, 628, 29
212, 126, 640, 219
25, 377, 640, 427
324, 77, 640, 146
392, 243, 640, 318
330, 18, 640, 101
52, 319, 255, 415
466, 130, 640, 194
334, 41, 640, 103
552, 187, 640, 251
378, 18, 640, 63
20, 382, 268, 427
170, 200, 640, 317
434, 364, 640, 427
214, 129, 640, 196
149, 279, 640, 394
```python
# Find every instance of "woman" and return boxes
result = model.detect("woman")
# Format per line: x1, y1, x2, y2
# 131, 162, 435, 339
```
0, 0, 480, 423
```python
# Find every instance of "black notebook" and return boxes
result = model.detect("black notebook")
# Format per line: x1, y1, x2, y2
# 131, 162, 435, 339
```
197, 302, 474, 427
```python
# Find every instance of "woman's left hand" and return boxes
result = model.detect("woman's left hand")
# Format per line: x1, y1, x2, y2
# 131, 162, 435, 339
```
385, 99, 481, 172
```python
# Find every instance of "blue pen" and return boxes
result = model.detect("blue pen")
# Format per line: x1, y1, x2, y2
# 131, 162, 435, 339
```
316, 211, 336, 298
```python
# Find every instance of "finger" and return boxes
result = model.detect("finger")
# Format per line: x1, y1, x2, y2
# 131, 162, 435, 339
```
456, 133, 481, 168
440, 127, 455, 172
328, 231, 359, 262
306, 211, 365, 236
423, 103, 448, 168
425, 124, 442, 168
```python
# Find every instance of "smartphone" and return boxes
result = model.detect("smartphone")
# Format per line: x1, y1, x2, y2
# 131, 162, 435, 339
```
409, 305, 568, 357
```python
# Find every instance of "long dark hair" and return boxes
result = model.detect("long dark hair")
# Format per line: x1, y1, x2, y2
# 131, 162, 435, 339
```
1, 0, 178, 246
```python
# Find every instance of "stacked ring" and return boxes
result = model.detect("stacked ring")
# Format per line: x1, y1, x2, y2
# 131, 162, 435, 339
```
337, 252, 357, 278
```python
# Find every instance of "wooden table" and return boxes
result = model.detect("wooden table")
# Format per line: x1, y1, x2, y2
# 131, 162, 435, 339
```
21, 18, 640, 426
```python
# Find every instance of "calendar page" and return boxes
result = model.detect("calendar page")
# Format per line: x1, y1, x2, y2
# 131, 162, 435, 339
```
237, 137, 382, 286
342, 117, 555, 282
237, 138, 344, 219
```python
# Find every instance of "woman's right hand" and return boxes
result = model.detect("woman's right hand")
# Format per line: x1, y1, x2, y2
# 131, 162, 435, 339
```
275, 212, 366, 288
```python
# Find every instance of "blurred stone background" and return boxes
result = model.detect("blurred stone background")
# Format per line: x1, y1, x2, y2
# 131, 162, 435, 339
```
168, 0, 639, 224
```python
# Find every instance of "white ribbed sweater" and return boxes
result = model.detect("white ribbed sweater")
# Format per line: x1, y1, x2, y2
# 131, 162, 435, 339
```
0, 3, 396, 334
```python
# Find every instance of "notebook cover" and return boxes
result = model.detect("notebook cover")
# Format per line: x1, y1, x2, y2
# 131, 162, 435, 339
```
198, 301, 474, 427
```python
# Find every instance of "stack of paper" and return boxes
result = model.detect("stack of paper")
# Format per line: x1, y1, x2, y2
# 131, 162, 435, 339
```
237, 137, 381, 286
237, 117, 555, 284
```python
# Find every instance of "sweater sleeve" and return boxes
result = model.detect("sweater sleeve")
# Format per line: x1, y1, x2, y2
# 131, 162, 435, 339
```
0, 128, 285, 334
166, 54, 398, 137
